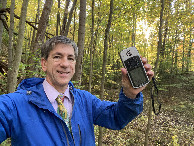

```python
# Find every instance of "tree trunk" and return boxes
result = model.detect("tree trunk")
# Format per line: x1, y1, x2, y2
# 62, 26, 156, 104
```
73, 0, 86, 84
145, 0, 164, 145
26, 0, 53, 77
29, 0, 40, 52
161, 0, 171, 57
64, 0, 77, 37
186, 22, 192, 72
98, 0, 114, 145
7, 0, 29, 93
132, 8, 136, 47
88, 0, 95, 93
144, 98, 152, 146
56, 0, 60, 35
0, 0, 7, 52
186, 0, 192, 72
181, 30, 185, 73
72, 6, 76, 41
170, 30, 178, 74
7, 0, 15, 93
154, 0, 164, 74
61, 0, 70, 35
33, 0, 53, 50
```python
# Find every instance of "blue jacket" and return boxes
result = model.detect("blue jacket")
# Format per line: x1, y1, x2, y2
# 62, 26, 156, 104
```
0, 78, 143, 145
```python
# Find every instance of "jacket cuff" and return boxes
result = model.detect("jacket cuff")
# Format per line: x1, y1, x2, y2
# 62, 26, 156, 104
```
119, 87, 143, 103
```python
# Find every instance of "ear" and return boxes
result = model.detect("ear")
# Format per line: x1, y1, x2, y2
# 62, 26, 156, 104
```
41, 58, 47, 72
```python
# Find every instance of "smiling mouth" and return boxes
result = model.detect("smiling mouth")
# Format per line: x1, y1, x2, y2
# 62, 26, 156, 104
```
57, 71, 70, 74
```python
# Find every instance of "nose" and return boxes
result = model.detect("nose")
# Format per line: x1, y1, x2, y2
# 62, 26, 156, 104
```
59, 57, 69, 67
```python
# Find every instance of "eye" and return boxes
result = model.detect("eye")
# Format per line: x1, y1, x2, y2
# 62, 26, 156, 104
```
68, 58, 75, 61
53, 55, 61, 59
53, 55, 62, 62
68, 56, 75, 61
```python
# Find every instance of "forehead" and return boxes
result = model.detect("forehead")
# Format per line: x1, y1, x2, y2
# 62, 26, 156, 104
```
50, 43, 75, 55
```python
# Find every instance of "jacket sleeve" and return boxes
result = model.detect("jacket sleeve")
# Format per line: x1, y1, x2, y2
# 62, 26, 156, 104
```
0, 94, 14, 143
92, 88, 143, 130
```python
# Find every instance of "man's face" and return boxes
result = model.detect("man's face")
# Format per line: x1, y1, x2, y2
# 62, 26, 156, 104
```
41, 43, 76, 92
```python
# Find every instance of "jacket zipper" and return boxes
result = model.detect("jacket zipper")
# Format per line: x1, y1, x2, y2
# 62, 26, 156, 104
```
78, 124, 82, 146
69, 88, 75, 145
61, 121, 70, 146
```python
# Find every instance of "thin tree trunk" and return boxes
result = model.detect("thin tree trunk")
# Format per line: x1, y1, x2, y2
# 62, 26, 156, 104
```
29, 0, 40, 52
88, 0, 95, 93
98, 0, 114, 145
72, 6, 76, 41
145, 0, 164, 145
182, 30, 185, 73
56, 0, 60, 35
7, 0, 15, 93
170, 30, 178, 74
154, 0, 164, 73
61, 0, 70, 35
64, 0, 77, 37
0, 0, 7, 52
73, 0, 86, 84
8, 0, 29, 93
186, 0, 192, 72
186, 22, 192, 72
161, 0, 171, 57
132, 8, 136, 47
144, 98, 152, 146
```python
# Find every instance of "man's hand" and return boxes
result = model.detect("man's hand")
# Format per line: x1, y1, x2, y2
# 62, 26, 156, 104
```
121, 57, 154, 99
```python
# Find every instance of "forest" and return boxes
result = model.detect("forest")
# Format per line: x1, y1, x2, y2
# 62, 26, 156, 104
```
0, 0, 193, 145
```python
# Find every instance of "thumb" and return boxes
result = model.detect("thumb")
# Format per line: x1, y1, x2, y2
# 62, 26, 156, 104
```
121, 68, 128, 78
121, 68, 129, 82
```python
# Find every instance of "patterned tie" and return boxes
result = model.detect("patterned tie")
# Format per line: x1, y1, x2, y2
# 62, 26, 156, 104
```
56, 95, 71, 130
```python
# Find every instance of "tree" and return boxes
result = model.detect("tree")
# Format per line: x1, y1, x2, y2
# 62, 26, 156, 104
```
73, 0, 86, 84
88, 0, 95, 93
26, 0, 53, 77
64, 0, 77, 37
7, 0, 15, 93
7, 0, 29, 92
145, 0, 164, 145
0, 0, 7, 52
98, 0, 114, 145
61, 0, 70, 35
56, 0, 60, 35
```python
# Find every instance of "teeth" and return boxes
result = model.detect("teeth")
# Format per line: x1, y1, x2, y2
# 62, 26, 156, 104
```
58, 71, 68, 74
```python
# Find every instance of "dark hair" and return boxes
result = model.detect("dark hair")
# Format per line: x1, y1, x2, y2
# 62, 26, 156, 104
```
41, 36, 78, 60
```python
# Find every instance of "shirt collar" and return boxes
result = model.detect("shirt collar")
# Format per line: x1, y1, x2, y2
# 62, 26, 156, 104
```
42, 79, 71, 104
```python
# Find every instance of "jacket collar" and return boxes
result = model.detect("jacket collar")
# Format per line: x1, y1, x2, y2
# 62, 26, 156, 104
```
19, 78, 75, 113
27, 82, 55, 112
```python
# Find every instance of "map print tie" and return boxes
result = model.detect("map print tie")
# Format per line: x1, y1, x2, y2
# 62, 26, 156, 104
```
56, 95, 71, 130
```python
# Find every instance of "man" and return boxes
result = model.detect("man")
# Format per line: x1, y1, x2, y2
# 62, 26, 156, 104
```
0, 36, 154, 145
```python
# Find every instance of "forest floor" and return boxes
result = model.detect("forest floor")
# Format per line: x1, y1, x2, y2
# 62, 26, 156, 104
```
95, 72, 194, 146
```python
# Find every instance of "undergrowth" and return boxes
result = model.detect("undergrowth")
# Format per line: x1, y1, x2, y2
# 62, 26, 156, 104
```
95, 72, 194, 145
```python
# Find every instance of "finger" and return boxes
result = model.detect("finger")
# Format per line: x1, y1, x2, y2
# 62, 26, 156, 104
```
144, 63, 152, 72
121, 68, 127, 76
141, 57, 147, 64
147, 70, 154, 80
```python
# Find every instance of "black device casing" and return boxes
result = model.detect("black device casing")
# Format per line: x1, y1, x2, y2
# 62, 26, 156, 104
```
120, 47, 149, 88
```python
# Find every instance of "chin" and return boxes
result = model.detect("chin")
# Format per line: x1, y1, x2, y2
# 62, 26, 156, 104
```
58, 81, 69, 86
